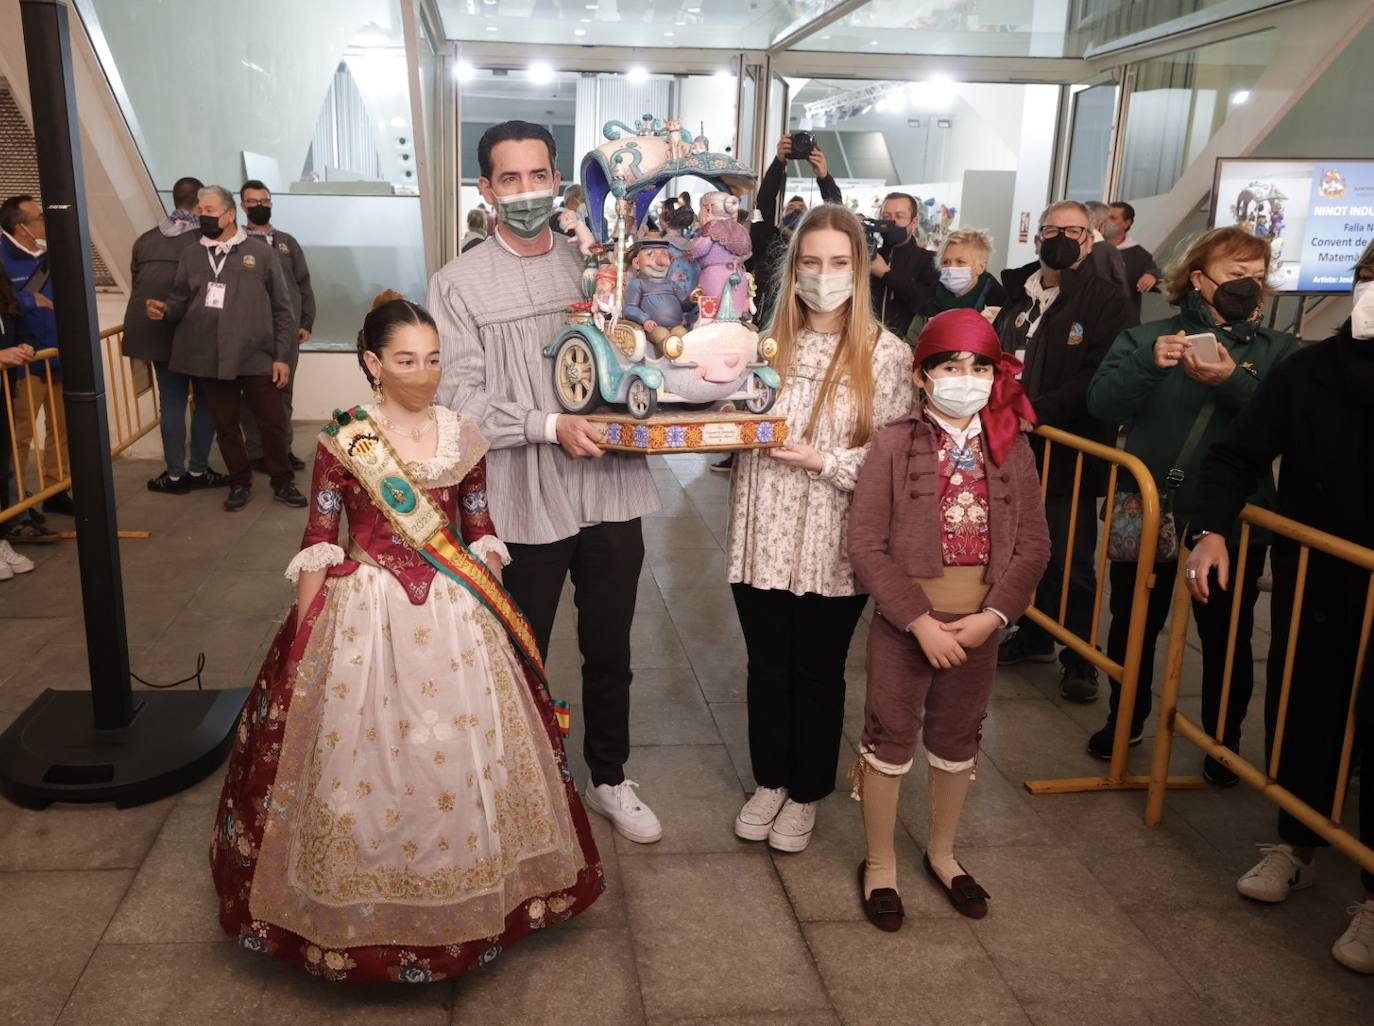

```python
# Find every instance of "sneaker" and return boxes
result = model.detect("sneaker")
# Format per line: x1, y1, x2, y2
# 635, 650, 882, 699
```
288, 452, 306, 471
767, 799, 816, 853
1333, 900, 1374, 974
584, 780, 662, 844
223, 485, 252, 512
273, 483, 307, 508
1236, 843, 1315, 903
1060, 660, 1100, 703
710, 454, 734, 474
184, 469, 230, 489
7, 520, 60, 544
998, 630, 1056, 666
1203, 755, 1240, 788
735, 786, 789, 841
42, 491, 76, 517
1086, 721, 1144, 760
0, 560, 10, 581
0, 539, 35, 575
146, 470, 191, 495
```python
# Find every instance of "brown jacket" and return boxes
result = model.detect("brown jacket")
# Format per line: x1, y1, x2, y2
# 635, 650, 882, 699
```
848, 408, 1051, 629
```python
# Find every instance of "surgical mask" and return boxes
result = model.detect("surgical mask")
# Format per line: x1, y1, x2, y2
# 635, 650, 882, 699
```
939, 266, 974, 293
1039, 233, 1081, 271
796, 270, 853, 313
1204, 274, 1262, 323
245, 205, 271, 227
378, 366, 441, 413
1352, 280, 1374, 340
927, 374, 993, 419
495, 189, 555, 239
1102, 221, 1124, 241
199, 214, 225, 237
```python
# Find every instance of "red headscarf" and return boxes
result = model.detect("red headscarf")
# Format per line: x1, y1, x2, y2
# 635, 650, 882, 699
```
913, 308, 1036, 466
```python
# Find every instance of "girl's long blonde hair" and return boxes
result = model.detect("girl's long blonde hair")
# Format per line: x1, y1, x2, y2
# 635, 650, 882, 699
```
765, 204, 882, 447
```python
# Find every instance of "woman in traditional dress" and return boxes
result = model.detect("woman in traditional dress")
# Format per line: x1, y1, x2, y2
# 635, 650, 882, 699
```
210, 291, 603, 983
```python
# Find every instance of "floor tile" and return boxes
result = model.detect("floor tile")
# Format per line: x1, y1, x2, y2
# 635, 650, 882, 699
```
104, 801, 223, 944
621, 853, 828, 1020
0, 795, 174, 871
610, 744, 746, 857
0, 869, 132, 1026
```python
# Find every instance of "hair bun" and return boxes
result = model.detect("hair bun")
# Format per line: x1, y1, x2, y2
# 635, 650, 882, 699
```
371, 289, 406, 312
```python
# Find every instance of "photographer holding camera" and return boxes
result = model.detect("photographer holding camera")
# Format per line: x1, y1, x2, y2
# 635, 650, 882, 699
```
869, 193, 939, 338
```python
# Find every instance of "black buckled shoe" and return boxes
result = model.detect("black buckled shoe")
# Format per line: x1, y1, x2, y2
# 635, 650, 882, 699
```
273, 483, 307, 508
858, 862, 904, 933
924, 854, 989, 919
223, 485, 252, 512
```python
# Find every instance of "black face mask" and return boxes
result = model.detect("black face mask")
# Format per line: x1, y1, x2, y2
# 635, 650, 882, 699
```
1205, 274, 1262, 323
199, 214, 225, 237
1039, 233, 1081, 271
245, 205, 271, 227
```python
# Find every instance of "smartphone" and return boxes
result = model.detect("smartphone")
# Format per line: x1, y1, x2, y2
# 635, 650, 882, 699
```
1183, 331, 1221, 363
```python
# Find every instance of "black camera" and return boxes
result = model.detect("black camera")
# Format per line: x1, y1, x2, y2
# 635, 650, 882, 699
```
861, 217, 908, 258
789, 130, 815, 161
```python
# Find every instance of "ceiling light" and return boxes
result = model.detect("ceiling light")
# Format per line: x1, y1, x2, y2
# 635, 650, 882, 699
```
454, 60, 475, 81
1230, 89, 1251, 105
687, 5, 700, 11
663, 31, 674, 37
485, 24, 497, 31
483, 0, 495, 5
868, 40, 878, 46
714, 69, 732, 80
574, 28, 586, 35
627, 66, 649, 84
390, 116, 406, 127
580, 16, 591, 21
528, 60, 554, 84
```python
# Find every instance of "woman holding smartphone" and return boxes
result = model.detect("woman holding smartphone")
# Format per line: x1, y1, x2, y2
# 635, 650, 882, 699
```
1083, 226, 1299, 772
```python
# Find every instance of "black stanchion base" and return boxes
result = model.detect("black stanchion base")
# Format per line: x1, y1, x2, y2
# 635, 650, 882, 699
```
0, 687, 249, 809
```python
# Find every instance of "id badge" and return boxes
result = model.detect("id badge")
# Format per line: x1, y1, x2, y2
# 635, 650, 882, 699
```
205, 282, 226, 309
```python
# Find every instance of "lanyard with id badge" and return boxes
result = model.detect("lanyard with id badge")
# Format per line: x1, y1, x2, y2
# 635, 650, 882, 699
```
205, 249, 229, 309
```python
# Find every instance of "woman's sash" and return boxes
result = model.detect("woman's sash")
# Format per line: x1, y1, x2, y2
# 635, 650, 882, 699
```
323, 406, 548, 686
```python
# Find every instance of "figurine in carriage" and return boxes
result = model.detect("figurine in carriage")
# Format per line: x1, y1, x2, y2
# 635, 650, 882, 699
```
542, 119, 782, 436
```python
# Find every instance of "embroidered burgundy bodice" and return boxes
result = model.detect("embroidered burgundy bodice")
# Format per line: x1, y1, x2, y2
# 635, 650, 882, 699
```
934, 424, 991, 567
299, 441, 498, 604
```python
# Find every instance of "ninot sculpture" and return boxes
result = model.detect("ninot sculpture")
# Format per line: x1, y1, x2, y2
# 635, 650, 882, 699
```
542, 119, 780, 430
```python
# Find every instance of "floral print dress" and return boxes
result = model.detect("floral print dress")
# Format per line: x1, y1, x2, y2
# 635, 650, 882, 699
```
210, 405, 603, 983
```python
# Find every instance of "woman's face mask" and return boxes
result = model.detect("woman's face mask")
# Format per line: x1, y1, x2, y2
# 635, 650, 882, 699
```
1201, 272, 1262, 323
795, 270, 853, 313
374, 363, 441, 412
939, 266, 975, 294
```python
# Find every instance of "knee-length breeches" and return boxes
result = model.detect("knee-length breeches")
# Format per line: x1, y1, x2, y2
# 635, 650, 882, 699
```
861, 610, 998, 773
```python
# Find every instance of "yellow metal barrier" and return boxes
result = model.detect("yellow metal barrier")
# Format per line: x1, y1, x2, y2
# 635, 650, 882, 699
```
1022, 425, 1203, 796
1145, 506, 1374, 877
1, 325, 158, 526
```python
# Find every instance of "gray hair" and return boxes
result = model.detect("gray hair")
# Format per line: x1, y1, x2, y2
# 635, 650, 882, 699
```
1084, 200, 1111, 229
1359, 239, 1374, 271
466, 208, 487, 232
563, 184, 585, 206
1039, 199, 1091, 227
198, 185, 236, 214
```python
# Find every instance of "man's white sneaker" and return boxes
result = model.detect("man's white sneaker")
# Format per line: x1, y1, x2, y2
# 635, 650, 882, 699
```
735, 786, 789, 841
0, 539, 32, 575
1236, 843, 1315, 903
1333, 900, 1374, 974
584, 779, 662, 844
767, 799, 816, 853
0, 559, 11, 582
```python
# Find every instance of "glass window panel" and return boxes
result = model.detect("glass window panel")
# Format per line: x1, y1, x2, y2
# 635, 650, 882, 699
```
438, 0, 807, 48
1064, 82, 1117, 203
1118, 28, 1278, 201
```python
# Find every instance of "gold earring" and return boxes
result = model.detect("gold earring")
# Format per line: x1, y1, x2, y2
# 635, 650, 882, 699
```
373, 379, 384, 405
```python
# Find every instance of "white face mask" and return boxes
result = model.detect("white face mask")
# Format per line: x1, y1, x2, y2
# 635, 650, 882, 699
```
796, 270, 853, 313
927, 374, 993, 419
940, 266, 974, 293
1352, 280, 1374, 340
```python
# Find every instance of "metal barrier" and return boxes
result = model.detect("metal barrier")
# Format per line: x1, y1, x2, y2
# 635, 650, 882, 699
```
1145, 507, 1374, 877
1021, 425, 1203, 796
1, 325, 158, 526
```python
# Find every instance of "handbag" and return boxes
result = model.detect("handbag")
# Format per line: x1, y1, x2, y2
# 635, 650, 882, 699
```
1107, 400, 1217, 563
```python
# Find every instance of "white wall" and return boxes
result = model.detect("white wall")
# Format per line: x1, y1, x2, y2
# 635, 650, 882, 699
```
1004, 84, 1060, 268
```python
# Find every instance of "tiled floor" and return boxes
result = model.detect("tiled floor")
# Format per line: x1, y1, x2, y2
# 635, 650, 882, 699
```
0, 447, 1368, 1025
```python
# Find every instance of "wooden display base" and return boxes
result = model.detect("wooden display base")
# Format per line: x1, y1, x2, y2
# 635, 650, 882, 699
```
586, 410, 789, 453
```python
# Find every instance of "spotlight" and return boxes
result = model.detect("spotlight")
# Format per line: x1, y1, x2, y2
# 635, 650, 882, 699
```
528, 61, 554, 84
454, 60, 475, 82
627, 66, 649, 84
1230, 89, 1251, 105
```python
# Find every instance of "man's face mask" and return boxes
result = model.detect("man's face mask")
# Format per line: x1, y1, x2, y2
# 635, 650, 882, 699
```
495, 189, 555, 239
200, 212, 227, 237
1038, 232, 1082, 271
245, 205, 272, 227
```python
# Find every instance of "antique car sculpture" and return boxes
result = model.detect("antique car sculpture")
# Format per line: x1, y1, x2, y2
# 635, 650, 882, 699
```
542, 120, 780, 421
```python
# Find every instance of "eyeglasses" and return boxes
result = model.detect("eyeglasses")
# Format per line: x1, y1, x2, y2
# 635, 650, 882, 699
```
1038, 225, 1089, 240
241, 199, 272, 208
